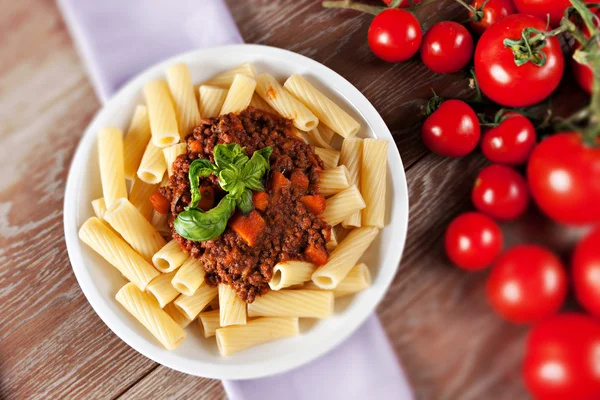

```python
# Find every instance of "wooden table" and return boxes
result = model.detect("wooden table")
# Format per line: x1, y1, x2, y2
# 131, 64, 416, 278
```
1, 0, 589, 398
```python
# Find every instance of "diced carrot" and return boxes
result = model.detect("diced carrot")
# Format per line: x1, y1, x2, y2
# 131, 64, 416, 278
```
150, 192, 170, 214
271, 171, 291, 192
290, 169, 309, 191
305, 244, 328, 266
197, 186, 215, 211
300, 195, 326, 215
229, 211, 266, 247
253, 191, 269, 211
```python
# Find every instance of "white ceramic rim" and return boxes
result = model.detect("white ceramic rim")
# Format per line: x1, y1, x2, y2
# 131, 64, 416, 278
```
63, 44, 409, 380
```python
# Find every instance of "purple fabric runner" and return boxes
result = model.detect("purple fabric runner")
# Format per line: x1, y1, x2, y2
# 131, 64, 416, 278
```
57, 1, 413, 398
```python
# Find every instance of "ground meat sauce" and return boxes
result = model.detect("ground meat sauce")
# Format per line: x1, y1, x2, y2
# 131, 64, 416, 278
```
160, 107, 331, 303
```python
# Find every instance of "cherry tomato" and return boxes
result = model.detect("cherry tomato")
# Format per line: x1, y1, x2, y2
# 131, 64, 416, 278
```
523, 314, 600, 399
481, 113, 536, 165
573, 229, 600, 316
571, 12, 599, 95
445, 212, 503, 270
474, 14, 565, 107
513, 0, 595, 27
486, 245, 567, 323
472, 164, 530, 220
527, 133, 600, 225
421, 100, 480, 157
468, 0, 517, 35
420, 22, 474, 74
368, 9, 422, 62
150, 192, 170, 214
382, 0, 423, 6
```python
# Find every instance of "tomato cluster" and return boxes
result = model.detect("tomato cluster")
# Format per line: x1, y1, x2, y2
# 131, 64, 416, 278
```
324, 0, 600, 397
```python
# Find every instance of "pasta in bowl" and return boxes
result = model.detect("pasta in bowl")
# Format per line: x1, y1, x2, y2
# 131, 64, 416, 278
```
64, 45, 408, 379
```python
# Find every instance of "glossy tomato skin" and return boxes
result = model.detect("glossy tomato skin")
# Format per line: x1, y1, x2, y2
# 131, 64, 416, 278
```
445, 212, 503, 270
571, 12, 598, 95
421, 100, 480, 157
523, 314, 600, 399
469, 0, 517, 35
481, 113, 536, 165
527, 133, 600, 225
573, 229, 600, 316
474, 14, 564, 107
421, 22, 474, 74
486, 245, 567, 323
472, 164, 530, 220
368, 9, 422, 62
513, 0, 594, 27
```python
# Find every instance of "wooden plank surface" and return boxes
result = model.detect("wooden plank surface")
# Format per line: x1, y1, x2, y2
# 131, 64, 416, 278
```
0, 0, 587, 399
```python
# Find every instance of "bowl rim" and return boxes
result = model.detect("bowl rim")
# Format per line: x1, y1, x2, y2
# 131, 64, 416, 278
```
63, 43, 409, 379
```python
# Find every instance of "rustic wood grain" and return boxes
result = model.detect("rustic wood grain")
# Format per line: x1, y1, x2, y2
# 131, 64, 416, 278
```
0, 0, 589, 399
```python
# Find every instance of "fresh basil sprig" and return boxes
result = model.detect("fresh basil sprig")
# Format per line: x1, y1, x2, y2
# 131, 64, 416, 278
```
175, 144, 272, 242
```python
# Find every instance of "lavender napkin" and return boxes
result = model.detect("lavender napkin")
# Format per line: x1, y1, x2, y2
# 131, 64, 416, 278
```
57, 1, 413, 398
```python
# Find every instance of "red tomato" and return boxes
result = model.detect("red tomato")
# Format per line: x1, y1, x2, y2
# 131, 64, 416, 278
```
382, 0, 423, 6
571, 12, 598, 95
421, 100, 480, 157
150, 192, 170, 214
474, 14, 565, 107
472, 164, 530, 220
573, 229, 600, 316
523, 314, 600, 399
420, 22, 474, 74
481, 113, 536, 165
445, 212, 503, 270
513, 0, 595, 27
368, 9, 422, 62
469, 0, 517, 34
527, 133, 600, 225
486, 245, 567, 323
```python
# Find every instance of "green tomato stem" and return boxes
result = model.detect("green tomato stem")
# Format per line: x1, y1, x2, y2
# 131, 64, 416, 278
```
321, 0, 385, 15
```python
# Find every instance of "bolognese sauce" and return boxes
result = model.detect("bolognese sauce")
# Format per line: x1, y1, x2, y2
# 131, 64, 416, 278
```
160, 107, 331, 302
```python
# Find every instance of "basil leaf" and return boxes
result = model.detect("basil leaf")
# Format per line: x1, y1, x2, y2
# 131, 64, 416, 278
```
174, 197, 235, 241
214, 143, 247, 170
255, 147, 273, 168
244, 176, 264, 192
242, 146, 273, 183
188, 158, 216, 209
237, 189, 254, 215
218, 167, 241, 192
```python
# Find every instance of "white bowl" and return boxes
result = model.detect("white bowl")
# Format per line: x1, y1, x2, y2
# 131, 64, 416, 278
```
63, 44, 409, 380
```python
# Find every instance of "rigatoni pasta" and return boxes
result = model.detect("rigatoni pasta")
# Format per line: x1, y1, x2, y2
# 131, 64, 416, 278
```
202, 62, 255, 87
340, 137, 363, 228
146, 271, 180, 308
151, 209, 171, 238
361, 139, 388, 228
312, 227, 379, 289
219, 284, 246, 327
104, 198, 166, 262
163, 143, 187, 177
303, 263, 371, 297
174, 284, 218, 320
247, 290, 334, 318
91, 198, 107, 220
319, 166, 350, 197
152, 239, 189, 273
172, 258, 206, 296
255, 73, 318, 131
269, 261, 315, 291
314, 147, 340, 169
123, 105, 152, 180
198, 309, 220, 338
144, 80, 179, 147
79, 217, 159, 290
219, 74, 256, 115
320, 185, 366, 226
284, 74, 360, 138
137, 141, 167, 184
116, 283, 186, 350
249, 93, 276, 113
164, 302, 193, 329
166, 63, 201, 139
216, 317, 299, 356
198, 85, 228, 118
128, 179, 157, 222
98, 127, 127, 207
